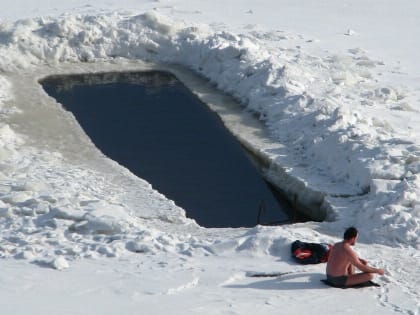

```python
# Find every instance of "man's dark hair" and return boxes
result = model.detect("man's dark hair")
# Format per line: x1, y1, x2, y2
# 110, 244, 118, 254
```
344, 227, 358, 240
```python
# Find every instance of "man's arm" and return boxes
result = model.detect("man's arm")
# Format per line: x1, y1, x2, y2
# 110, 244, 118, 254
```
345, 246, 385, 275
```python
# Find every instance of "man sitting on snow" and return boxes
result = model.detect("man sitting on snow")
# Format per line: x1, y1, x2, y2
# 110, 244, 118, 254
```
326, 227, 385, 287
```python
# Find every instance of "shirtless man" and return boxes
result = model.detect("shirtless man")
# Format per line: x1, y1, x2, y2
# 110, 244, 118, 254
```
326, 227, 385, 287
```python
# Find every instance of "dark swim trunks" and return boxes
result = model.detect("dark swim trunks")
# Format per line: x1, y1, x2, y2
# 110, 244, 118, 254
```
327, 274, 348, 287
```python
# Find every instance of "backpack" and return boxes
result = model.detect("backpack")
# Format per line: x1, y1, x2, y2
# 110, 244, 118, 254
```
291, 240, 332, 264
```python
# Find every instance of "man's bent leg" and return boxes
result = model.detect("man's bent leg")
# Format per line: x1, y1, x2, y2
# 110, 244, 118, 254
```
345, 272, 373, 286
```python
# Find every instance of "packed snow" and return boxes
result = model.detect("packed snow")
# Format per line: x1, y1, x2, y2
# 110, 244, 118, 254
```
0, 0, 419, 314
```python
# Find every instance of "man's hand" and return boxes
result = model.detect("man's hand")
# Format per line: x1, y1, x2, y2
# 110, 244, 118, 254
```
376, 268, 385, 276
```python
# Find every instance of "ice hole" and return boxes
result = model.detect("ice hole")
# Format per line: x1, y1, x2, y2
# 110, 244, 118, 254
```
40, 71, 296, 228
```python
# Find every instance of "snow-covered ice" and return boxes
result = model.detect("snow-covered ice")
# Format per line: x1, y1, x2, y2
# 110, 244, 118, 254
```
0, 1, 419, 314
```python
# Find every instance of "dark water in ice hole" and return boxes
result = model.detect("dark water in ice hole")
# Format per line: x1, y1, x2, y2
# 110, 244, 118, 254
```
40, 71, 294, 228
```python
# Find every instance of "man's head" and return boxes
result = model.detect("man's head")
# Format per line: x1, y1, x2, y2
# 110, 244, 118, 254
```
344, 226, 358, 245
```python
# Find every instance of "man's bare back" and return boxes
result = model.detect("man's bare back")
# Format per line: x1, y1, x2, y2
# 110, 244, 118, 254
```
326, 227, 385, 287
326, 241, 355, 277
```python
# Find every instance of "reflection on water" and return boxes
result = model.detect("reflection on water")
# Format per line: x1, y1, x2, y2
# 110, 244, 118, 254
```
41, 71, 293, 228
45, 71, 178, 92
